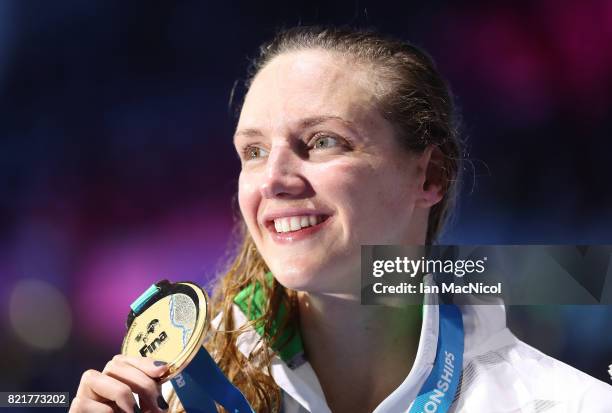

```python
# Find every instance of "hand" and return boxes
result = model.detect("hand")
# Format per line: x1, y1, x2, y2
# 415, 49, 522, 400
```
70, 355, 170, 413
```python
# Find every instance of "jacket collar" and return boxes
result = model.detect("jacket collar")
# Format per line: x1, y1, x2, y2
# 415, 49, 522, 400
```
229, 285, 441, 412
228, 277, 508, 412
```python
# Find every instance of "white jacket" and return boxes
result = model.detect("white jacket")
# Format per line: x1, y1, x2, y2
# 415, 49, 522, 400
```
163, 294, 612, 412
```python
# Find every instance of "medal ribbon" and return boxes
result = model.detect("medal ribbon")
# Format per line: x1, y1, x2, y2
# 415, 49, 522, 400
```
408, 304, 464, 413
170, 347, 254, 413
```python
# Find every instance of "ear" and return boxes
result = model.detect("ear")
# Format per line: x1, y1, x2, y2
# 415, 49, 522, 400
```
414, 145, 445, 209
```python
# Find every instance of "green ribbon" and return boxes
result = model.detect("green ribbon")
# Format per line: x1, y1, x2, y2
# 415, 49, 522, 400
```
233, 272, 304, 366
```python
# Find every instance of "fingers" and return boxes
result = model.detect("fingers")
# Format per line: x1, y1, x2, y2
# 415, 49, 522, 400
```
75, 369, 138, 413
74, 355, 170, 413
69, 396, 117, 413
102, 355, 168, 412
111, 355, 169, 379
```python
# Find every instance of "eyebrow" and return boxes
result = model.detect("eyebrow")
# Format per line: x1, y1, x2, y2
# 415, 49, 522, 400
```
233, 115, 357, 142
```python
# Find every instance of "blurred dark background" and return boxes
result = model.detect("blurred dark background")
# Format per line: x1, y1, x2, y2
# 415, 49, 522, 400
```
1, 0, 611, 408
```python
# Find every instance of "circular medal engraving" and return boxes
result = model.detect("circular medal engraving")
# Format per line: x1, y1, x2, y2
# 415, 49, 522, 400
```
121, 281, 209, 381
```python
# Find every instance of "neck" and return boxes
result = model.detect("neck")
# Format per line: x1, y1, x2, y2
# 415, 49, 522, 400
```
297, 291, 422, 413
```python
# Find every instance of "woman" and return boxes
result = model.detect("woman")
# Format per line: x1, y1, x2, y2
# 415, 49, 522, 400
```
71, 26, 612, 413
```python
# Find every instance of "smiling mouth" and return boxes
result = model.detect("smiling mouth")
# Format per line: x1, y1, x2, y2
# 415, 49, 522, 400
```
267, 215, 330, 234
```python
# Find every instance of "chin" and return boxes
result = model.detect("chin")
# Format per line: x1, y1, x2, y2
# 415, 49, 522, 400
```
269, 259, 359, 296
269, 265, 320, 292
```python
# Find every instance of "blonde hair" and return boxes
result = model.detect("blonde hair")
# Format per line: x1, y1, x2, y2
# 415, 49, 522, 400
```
169, 25, 462, 412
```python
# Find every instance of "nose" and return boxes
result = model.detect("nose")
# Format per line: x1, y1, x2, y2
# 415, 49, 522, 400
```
260, 143, 307, 199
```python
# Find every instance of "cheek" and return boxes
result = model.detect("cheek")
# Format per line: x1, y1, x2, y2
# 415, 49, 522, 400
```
237, 172, 260, 230
376, 168, 417, 209
320, 160, 417, 240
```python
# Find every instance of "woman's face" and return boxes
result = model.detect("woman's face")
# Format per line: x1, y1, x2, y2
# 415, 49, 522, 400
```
235, 50, 437, 296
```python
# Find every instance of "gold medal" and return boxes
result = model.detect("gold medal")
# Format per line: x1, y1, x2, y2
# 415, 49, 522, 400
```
121, 280, 209, 381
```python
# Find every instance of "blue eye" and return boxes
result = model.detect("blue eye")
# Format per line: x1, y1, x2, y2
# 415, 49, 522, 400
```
244, 146, 269, 160
311, 135, 339, 150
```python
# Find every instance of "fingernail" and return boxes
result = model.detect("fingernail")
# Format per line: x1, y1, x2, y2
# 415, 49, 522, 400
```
133, 403, 142, 413
153, 360, 167, 367
157, 395, 169, 410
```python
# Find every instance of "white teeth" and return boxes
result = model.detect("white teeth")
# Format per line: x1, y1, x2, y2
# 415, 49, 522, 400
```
290, 217, 301, 231
281, 219, 290, 233
272, 215, 323, 233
